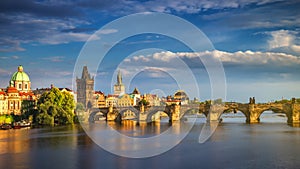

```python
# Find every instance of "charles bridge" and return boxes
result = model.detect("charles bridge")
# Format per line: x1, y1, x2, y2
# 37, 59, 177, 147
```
88, 98, 300, 125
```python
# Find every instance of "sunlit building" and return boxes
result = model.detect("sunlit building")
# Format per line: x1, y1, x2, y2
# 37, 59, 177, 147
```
143, 94, 161, 106
106, 94, 118, 107
0, 65, 36, 115
173, 90, 189, 105
95, 91, 106, 108
131, 87, 141, 106
117, 94, 134, 107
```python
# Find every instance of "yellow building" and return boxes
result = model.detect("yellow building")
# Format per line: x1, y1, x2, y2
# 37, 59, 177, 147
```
106, 95, 118, 107
95, 91, 106, 108
173, 90, 189, 105
143, 94, 161, 106
117, 94, 134, 107
0, 90, 8, 115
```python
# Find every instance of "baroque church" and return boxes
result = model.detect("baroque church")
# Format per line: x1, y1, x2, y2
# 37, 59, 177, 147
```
0, 65, 36, 115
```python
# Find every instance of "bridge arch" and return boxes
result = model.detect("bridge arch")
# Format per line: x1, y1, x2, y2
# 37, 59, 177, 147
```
89, 110, 107, 122
149, 111, 170, 122
183, 108, 206, 116
256, 106, 290, 123
145, 108, 171, 122
222, 107, 247, 118
116, 107, 140, 121
221, 108, 247, 122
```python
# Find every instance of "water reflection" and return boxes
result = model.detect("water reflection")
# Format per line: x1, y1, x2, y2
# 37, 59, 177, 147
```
82, 117, 197, 158
0, 115, 300, 169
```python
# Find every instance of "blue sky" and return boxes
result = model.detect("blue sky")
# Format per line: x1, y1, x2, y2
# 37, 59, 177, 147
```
0, 0, 300, 102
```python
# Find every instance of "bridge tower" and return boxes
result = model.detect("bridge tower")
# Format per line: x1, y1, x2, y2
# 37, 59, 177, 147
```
76, 66, 95, 109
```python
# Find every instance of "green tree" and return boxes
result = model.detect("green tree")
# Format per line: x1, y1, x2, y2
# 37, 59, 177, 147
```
0, 115, 14, 124
139, 99, 150, 106
36, 87, 75, 125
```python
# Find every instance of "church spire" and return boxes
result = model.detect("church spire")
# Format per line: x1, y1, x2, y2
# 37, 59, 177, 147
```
114, 70, 125, 95
82, 66, 91, 80
117, 70, 122, 85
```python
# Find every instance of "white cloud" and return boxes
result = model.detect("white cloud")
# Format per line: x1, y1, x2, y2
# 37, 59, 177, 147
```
267, 29, 300, 53
96, 29, 118, 35
126, 50, 300, 66
0, 55, 20, 60
11, 55, 19, 59
153, 51, 177, 62
132, 55, 150, 62
268, 30, 295, 49
0, 68, 10, 74
42, 56, 65, 62
291, 45, 300, 53
39, 32, 100, 45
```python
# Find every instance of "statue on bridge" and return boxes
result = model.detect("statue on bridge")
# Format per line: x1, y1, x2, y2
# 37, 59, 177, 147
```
249, 97, 255, 104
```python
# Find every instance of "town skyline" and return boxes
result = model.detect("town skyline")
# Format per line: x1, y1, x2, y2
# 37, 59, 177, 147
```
1, 1, 300, 102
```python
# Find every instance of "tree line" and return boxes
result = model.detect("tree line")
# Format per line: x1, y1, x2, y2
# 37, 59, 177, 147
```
21, 87, 77, 126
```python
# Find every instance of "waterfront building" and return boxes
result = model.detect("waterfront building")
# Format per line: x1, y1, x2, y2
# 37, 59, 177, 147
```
106, 94, 118, 107
0, 90, 8, 115
113, 70, 125, 95
76, 66, 95, 108
95, 91, 106, 108
131, 87, 141, 106
173, 90, 189, 105
143, 94, 161, 106
117, 94, 134, 107
0, 65, 36, 115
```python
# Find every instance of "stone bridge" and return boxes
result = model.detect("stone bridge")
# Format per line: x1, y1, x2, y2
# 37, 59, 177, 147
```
88, 98, 300, 125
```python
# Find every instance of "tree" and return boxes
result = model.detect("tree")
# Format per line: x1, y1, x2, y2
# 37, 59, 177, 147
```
139, 99, 150, 106
0, 115, 14, 124
36, 87, 75, 125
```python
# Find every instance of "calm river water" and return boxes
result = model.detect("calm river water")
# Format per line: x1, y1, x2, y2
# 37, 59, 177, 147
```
1, 111, 300, 169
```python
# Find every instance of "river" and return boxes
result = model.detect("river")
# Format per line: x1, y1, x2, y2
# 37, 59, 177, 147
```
0, 111, 300, 169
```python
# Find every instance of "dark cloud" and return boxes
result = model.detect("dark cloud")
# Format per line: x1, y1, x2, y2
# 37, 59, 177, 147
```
0, 0, 80, 17
61, 27, 98, 33
1, 0, 299, 52
201, 0, 300, 30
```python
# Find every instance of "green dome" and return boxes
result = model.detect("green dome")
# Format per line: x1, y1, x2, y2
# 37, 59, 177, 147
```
10, 65, 30, 82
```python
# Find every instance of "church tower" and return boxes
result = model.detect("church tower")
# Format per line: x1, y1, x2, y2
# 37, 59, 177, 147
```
114, 70, 125, 95
76, 66, 95, 109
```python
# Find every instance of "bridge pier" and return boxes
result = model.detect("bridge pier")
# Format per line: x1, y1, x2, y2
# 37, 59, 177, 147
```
171, 104, 180, 121
206, 104, 224, 122
106, 105, 117, 121
289, 103, 300, 124
245, 104, 261, 123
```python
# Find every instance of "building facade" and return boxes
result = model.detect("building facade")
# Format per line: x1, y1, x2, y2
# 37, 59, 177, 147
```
95, 91, 106, 108
0, 65, 36, 115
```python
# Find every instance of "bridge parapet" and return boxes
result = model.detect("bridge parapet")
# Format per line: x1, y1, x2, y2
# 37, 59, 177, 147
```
87, 100, 300, 125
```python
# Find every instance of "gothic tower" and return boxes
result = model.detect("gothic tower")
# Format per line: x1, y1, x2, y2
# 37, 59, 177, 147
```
114, 70, 125, 95
76, 66, 95, 109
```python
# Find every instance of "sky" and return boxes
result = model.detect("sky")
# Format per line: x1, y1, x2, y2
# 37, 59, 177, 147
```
0, 0, 300, 102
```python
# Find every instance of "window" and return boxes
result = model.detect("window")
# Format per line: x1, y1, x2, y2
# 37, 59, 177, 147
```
25, 84, 28, 89
19, 84, 22, 89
